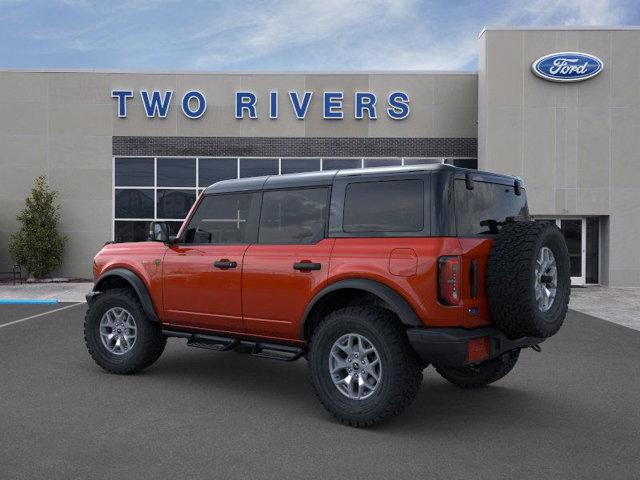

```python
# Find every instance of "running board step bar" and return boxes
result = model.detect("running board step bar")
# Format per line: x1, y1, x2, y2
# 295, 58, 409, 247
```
162, 329, 305, 362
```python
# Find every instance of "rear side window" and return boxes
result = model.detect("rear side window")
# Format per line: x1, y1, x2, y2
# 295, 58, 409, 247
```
183, 193, 256, 244
259, 188, 329, 244
343, 180, 424, 233
455, 180, 529, 236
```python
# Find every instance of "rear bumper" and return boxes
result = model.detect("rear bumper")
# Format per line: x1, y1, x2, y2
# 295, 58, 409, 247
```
407, 326, 544, 367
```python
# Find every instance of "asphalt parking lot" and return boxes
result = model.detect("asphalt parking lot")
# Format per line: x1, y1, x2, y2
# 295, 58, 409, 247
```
1, 304, 639, 480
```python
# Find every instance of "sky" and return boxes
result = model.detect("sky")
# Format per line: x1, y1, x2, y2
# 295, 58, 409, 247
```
0, 0, 638, 71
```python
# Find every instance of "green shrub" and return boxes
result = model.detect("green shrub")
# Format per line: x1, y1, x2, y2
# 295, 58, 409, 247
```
9, 176, 67, 279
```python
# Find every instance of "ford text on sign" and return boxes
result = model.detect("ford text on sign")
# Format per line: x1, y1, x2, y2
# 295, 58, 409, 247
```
531, 52, 603, 83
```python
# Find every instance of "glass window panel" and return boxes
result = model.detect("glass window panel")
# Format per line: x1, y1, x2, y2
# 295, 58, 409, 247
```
281, 158, 321, 174
157, 189, 196, 219
114, 221, 151, 243
115, 189, 154, 219
586, 217, 599, 284
157, 158, 196, 187
184, 193, 256, 244
561, 219, 583, 278
455, 180, 529, 236
167, 221, 184, 237
259, 188, 329, 244
363, 158, 401, 168
115, 158, 154, 186
240, 158, 279, 178
404, 158, 442, 166
343, 180, 424, 233
322, 158, 361, 170
199, 158, 237, 187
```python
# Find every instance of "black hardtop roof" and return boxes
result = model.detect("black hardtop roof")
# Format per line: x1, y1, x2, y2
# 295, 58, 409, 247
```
203, 163, 520, 194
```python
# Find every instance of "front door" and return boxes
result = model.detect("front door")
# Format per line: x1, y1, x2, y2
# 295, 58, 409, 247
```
242, 187, 333, 340
162, 191, 260, 332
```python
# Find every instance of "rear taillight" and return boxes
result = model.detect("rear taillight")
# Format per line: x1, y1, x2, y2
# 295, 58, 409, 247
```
438, 256, 461, 305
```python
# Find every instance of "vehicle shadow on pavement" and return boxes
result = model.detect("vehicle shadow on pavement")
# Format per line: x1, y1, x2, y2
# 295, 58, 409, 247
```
126, 340, 586, 435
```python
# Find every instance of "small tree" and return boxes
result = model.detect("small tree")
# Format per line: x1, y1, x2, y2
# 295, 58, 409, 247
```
9, 176, 67, 279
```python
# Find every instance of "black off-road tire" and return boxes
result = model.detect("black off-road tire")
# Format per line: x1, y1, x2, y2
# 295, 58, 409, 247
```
487, 221, 570, 339
435, 349, 520, 388
84, 288, 167, 374
308, 306, 423, 427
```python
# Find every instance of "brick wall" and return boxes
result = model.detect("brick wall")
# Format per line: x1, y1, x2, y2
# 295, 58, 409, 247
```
113, 136, 477, 158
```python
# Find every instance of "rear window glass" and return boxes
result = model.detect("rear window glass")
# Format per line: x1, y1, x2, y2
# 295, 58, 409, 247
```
259, 188, 329, 244
455, 180, 528, 235
343, 180, 424, 233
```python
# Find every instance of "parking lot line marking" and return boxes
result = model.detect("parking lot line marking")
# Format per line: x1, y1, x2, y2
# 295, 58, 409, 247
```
0, 302, 84, 329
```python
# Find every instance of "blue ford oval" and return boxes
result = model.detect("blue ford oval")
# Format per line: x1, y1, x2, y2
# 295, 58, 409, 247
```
532, 52, 604, 82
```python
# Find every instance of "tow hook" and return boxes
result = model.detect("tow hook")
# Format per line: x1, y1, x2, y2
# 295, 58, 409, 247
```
530, 344, 542, 353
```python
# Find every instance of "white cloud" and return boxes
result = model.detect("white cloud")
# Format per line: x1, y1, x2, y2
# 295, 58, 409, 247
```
510, 0, 623, 26
9, 0, 632, 70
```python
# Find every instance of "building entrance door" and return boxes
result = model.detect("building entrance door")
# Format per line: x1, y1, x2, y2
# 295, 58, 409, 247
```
535, 217, 600, 286
559, 219, 585, 286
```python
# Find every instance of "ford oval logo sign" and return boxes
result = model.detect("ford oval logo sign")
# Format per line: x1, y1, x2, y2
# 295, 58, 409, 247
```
532, 52, 604, 82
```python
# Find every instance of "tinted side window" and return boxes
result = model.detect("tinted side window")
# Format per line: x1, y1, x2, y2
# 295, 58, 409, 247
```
183, 193, 256, 244
455, 180, 529, 236
343, 180, 424, 233
259, 188, 329, 244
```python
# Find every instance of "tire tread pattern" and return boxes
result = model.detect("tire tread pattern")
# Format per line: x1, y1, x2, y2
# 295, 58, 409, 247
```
309, 306, 423, 427
435, 349, 520, 388
84, 288, 167, 375
486, 221, 570, 339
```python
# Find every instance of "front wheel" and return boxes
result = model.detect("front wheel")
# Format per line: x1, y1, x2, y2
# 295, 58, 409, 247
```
435, 349, 520, 388
84, 288, 167, 374
308, 306, 423, 427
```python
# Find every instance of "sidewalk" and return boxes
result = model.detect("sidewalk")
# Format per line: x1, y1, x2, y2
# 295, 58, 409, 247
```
0, 282, 90, 303
569, 286, 640, 331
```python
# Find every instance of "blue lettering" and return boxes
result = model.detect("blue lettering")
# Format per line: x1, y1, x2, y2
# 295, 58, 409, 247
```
269, 91, 278, 119
181, 90, 206, 119
289, 91, 313, 119
323, 92, 343, 119
387, 91, 410, 120
111, 90, 133, 118
235, 91, 257, 119
355, 92, 377, 120
140, 90, 173, 118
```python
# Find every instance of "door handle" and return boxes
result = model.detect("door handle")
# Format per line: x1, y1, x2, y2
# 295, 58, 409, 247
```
214, 259, 237, 269
293, 261, 321, 271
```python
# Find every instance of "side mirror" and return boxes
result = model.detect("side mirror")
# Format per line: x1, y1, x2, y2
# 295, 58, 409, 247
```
149, 221, 170, 243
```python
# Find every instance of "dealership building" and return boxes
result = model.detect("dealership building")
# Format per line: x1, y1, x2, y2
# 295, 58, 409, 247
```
0, 26, 639, 286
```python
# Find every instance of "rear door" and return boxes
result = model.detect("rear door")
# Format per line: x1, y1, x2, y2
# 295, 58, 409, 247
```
242, 187, 333, 339
162, 192, 260, 332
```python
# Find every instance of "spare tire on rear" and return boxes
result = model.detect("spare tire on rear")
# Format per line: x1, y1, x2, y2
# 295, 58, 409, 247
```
486, 221, 570, 339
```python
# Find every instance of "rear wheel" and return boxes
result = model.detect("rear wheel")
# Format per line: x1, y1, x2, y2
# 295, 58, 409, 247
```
435, 349, 520, 388
308, 306, 423, 427
84, 288, 166, 374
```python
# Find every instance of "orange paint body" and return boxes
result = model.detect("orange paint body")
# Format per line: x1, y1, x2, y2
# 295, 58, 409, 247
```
93, 235, 494, 344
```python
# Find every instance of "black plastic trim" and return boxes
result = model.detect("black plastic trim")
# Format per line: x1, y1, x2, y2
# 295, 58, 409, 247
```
93, 268, 159, 323
407, 326, 544, 367
300, 278, 422, 337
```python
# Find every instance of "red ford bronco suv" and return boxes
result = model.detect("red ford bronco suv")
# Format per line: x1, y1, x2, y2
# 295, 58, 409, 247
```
85, 164, 570, 426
